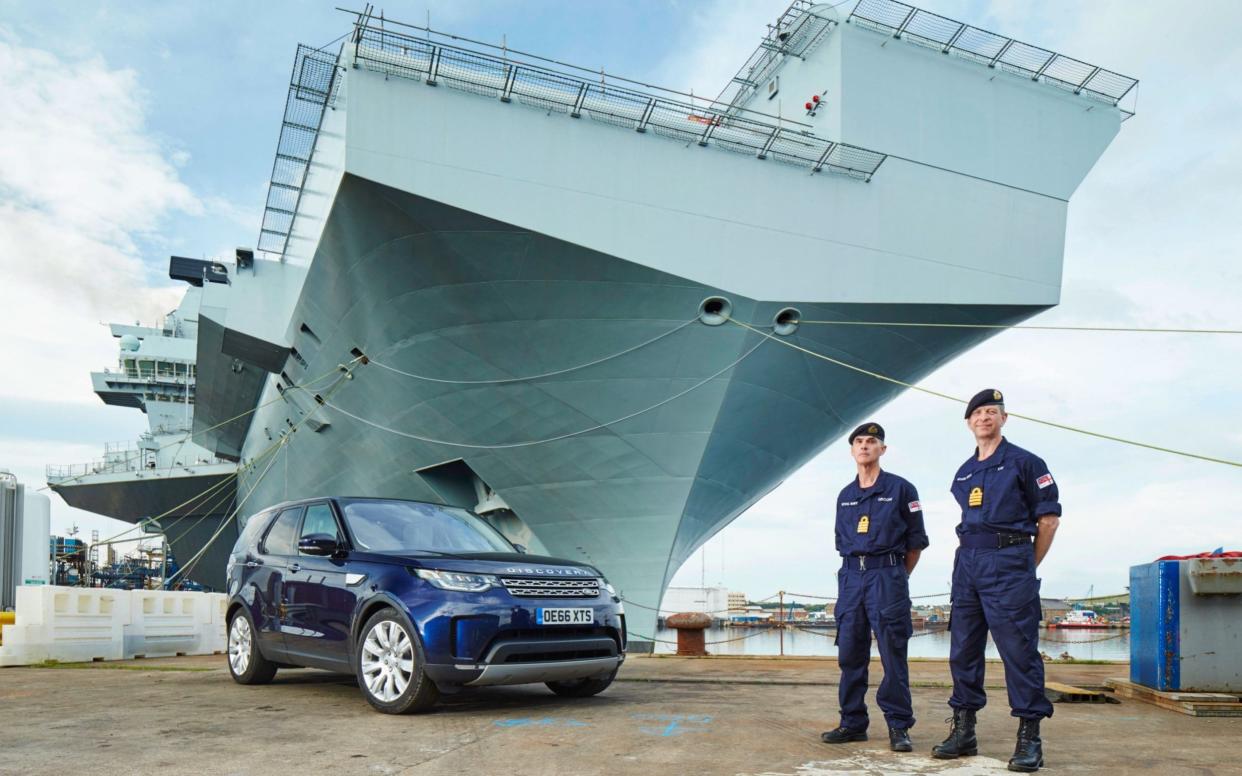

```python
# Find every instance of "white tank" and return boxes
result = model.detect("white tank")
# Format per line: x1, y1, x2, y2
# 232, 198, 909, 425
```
1, 477, 51, 609
19, 490, 51, 587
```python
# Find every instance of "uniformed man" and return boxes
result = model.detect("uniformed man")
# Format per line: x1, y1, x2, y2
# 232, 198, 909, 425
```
932, 389, 1061, 773
821, 422, 929, 753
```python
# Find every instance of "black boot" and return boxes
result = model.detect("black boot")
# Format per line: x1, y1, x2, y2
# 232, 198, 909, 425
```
888, 727, 912, 752
1008, 718, 1043, 772
820, 725, 868, 744
931, 708, 978, 759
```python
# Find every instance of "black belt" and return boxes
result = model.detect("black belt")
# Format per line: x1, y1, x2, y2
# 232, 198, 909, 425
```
958, 532, 1032, 549
842, 553, 903, 571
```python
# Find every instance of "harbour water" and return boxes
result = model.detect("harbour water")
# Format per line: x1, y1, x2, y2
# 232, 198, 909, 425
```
652, 626, 1130, 662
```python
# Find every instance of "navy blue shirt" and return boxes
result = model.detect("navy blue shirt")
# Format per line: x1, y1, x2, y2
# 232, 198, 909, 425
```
951, 438, 1062, 537
835, 470, 930, 557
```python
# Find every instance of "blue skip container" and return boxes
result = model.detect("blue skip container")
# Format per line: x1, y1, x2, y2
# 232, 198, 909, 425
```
1130, 558, 1242, 692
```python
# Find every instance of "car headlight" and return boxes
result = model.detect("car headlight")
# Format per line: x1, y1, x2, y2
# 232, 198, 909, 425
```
414, 568, 498, 592
602, 581, 617, 597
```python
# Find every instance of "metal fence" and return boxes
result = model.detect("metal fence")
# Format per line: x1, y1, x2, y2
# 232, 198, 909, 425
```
257, 45, 342, 259
350, 24, 886, 180
849, 0, 1138, 111
47, 454, 234, 482
714, 0, 837, 114
254, 15, 886, 260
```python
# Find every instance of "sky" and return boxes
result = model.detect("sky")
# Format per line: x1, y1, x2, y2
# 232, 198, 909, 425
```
0, 0, 1239, 601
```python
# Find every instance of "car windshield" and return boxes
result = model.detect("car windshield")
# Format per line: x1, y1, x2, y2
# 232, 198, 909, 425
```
338, 499, 514, 554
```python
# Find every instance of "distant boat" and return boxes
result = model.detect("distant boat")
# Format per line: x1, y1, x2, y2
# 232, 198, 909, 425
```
1048, 610, 1119, 629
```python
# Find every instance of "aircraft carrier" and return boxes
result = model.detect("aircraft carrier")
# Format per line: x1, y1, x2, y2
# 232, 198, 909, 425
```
48, 0, 1136, 647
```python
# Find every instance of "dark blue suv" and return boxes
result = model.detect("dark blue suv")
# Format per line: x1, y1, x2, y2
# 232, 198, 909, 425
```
224, 497, 626, 713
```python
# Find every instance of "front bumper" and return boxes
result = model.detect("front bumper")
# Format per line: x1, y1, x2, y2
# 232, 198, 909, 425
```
427, 633, 625, 685
425, 634, 624, 687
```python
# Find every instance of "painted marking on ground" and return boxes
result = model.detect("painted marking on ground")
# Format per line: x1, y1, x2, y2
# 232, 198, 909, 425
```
743, 751, 1012, 775
631, 713, 714, 737
493, 717, 590, 729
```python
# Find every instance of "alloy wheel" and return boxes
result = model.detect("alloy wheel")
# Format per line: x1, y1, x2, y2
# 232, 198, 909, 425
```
360, 619, 415, 702
228, 616, 252, 676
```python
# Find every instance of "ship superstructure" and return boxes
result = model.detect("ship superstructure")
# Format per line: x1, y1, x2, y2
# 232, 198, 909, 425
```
47, 259, 237, 583
50, 0, 1134, 640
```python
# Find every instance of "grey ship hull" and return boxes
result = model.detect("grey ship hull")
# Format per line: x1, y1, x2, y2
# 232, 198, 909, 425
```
239, 174, 1042, 640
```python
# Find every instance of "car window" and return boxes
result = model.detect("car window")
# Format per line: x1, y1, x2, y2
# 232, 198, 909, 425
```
231, 510, 275, 555
339, 499, 513, 554
261, 507, 303, 556
299, 502, 343, 552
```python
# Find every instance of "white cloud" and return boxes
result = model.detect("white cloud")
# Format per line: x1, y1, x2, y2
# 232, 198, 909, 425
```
0, 32, 210, 542
0, 34, 200, 404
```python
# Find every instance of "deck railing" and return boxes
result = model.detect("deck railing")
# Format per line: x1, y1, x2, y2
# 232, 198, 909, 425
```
849, 0, 1138, 112
255, 14, 888, 260
713, 0, 837, 114
46, 455, 234, 482
257, 44, 342, 259
350, 24, 885, 180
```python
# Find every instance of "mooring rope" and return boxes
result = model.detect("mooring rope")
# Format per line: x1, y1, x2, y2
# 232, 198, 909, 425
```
319, 337, 765, 450
727, 317, 1242, 468
368, 319, 697, 384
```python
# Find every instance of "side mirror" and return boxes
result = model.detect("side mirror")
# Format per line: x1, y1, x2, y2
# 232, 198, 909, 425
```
298, 534, 340, 556
513, 543, 527, 554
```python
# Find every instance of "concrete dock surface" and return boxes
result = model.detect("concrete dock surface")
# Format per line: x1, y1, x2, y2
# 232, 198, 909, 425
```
1, 654, 1237, 775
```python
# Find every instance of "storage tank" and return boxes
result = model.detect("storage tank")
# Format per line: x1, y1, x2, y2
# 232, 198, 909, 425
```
1, 471, 52, 610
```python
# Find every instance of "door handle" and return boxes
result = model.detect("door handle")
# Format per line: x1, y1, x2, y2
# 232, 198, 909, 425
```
245, 561, 260, 568
288, 563, 301, 573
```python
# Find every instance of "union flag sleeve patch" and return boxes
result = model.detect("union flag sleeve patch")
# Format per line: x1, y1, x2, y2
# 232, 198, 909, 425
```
1037, 473, 1054, 489
908, 500, 921, 512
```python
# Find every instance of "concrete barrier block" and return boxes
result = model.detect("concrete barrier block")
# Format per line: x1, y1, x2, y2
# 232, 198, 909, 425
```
125, 591, 203, 658
0, 587, 230, 666
0, 586, 128, 666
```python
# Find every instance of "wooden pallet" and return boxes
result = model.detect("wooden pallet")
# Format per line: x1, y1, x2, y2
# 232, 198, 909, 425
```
1045, 681, 1113, 703
1105, 679, 1242, 716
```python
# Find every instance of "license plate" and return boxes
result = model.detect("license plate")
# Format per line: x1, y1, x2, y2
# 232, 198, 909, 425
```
537, 607, 593, 625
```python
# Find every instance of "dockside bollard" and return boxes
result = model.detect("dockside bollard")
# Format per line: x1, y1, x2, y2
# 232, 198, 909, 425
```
665, 612, 712, 656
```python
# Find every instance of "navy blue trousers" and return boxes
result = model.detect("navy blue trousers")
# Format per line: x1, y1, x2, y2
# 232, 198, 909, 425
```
949, 544, 1053, 719
834, 563, 914, 731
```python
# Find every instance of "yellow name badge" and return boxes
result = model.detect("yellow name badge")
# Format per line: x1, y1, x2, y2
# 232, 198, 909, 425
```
857, 515, 870, 534
968, 487, 983, 507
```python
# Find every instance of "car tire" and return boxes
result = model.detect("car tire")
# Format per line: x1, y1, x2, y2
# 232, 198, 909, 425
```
545, 669, 617, 698
227, 610, 278, 685
355, 608, 440, 714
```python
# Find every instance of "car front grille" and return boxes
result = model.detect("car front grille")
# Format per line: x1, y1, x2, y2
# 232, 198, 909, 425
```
500, 576, 601, 598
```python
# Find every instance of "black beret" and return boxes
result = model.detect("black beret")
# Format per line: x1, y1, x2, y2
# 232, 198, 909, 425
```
848, 422, 885, 444
964, 388, 1005, 419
